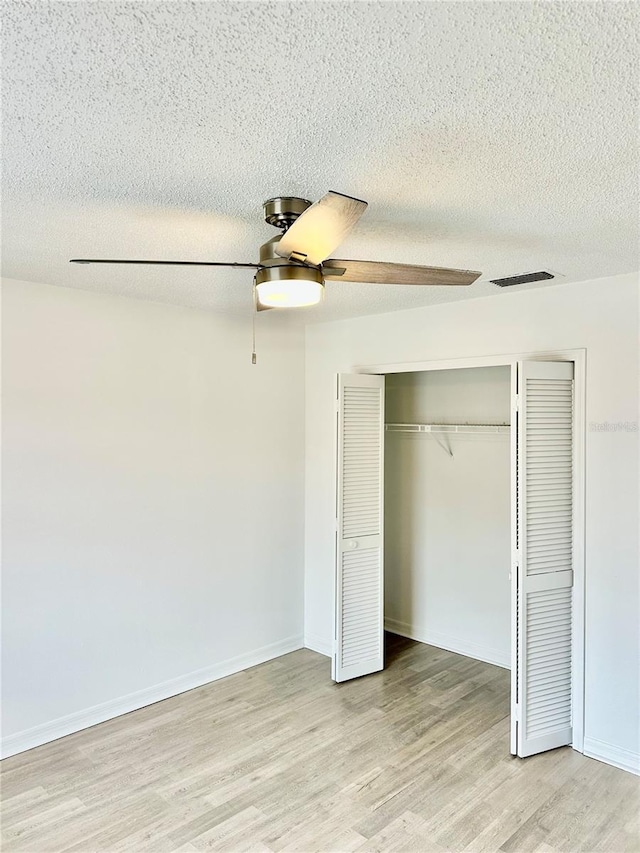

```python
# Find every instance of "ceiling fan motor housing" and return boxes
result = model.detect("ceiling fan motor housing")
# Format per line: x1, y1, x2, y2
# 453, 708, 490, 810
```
257, 203, 326, 307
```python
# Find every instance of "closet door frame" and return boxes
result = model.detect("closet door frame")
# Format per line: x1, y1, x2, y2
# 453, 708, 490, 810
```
355, 349, 585, 755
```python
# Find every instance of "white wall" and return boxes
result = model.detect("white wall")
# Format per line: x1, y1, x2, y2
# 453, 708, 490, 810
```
1, 278, 306, 756
305, 273, 639, 773
384, 368, 511, 667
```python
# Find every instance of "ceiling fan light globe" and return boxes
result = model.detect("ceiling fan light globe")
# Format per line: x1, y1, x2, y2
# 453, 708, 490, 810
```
256, 278, 324, 308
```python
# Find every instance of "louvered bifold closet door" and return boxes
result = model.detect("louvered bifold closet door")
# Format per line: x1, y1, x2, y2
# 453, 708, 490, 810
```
333, 374, 385, 683
513, 360, 575, 757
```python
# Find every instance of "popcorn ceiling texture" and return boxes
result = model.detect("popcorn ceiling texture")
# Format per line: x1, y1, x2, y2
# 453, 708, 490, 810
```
2, 1, 638, 322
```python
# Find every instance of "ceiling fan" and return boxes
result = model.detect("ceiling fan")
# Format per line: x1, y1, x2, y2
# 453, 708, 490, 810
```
70, 192, 482, 309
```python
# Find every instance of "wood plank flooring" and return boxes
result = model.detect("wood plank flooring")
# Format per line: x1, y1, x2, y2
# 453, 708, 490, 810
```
2, 634, 638, 852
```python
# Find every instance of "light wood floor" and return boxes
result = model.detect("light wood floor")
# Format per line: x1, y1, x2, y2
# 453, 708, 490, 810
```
2, 635, 638, 853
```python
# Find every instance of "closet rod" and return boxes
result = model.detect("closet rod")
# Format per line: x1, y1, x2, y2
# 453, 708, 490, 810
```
385, 423, 510, 434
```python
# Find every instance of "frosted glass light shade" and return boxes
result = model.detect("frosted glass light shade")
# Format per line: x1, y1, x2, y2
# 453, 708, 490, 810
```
257, 279, 324, 307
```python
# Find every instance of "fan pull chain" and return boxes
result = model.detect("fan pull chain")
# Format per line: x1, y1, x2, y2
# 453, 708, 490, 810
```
251, 280, 258, 365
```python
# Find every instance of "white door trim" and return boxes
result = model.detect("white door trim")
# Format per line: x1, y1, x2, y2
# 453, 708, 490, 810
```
356, 348, 586, 755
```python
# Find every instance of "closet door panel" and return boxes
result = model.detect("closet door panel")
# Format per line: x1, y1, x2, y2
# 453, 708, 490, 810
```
333, 374, 385, 683
512, 360, 574, 757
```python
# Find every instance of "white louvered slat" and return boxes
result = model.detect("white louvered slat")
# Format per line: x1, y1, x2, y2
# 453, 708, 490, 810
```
526, 613, 572, 733
513, 360, 574, 758
334, 374, 385, 683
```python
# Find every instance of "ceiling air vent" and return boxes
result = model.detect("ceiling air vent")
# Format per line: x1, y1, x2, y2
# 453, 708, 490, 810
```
491, 271, 555, 287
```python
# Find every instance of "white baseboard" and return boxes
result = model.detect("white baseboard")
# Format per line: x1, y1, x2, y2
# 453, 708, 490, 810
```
583, 736, 640, 776
1, 634, 303, 760
385, 618, 510, 669
304, 632, 333, 658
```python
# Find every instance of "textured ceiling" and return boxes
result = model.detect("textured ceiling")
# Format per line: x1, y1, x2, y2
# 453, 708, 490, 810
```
2, 1, 638, 323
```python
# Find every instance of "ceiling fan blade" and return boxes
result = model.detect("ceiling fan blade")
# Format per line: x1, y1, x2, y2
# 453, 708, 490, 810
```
322, 259, 482, 286
275, 191, 367, 266
70, 259, 261, 268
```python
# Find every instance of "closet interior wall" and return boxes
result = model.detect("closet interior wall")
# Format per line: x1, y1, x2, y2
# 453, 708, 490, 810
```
384, 366, 512, 668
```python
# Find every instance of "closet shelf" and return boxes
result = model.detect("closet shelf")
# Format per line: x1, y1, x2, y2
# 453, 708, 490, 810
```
385, 423, 510, 434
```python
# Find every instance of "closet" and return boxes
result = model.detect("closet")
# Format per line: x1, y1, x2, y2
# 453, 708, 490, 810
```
384, 367, 511, 669
332, 358, 579, 759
